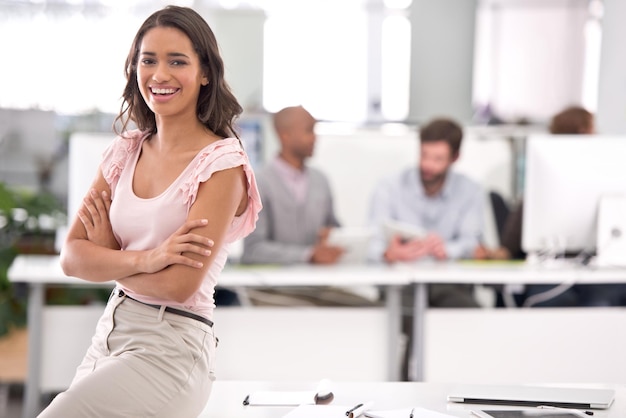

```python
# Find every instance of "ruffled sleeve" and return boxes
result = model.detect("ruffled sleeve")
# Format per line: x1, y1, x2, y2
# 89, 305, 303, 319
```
180, 138, 262, 243
101, 130, 146, 197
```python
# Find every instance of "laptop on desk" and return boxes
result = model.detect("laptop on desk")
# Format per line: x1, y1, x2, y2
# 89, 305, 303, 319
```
447, 385, 615, 410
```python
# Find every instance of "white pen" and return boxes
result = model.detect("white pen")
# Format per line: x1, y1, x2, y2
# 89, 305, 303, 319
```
537, 405, 594, 417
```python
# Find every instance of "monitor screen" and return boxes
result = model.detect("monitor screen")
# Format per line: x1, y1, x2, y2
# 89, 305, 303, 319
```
522, 134, 626, 255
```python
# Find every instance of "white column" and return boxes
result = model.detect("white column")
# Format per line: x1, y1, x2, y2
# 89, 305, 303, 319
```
197, 7, 266, 112
407, 0, 478, 124
365, 0, 385, 123
596, 0, 626, 134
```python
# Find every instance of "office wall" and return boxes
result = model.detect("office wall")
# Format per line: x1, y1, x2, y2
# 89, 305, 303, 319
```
0, 109, 58, 190
202, 8, 266, 112
202, 1, 479, 125
408, 0, 478, 124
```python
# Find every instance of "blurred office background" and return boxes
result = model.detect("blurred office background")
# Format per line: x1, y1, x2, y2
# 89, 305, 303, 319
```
2, 0, 626, 209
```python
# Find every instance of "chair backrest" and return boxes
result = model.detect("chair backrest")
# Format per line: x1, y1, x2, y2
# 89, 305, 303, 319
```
489, 190, 510, 243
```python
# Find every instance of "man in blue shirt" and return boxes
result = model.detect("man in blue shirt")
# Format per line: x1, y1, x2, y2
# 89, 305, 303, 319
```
368, 117, 484, 380
368, 117, 484, 307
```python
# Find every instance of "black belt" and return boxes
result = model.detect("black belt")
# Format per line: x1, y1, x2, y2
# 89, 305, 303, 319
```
117, 289, 213, 327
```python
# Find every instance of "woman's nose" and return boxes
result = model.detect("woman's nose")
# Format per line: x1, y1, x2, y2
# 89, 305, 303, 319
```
152, 63, 171, 83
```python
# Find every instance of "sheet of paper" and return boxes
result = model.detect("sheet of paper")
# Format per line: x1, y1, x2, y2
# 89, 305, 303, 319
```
365, 406, 458, 418
243, 390, 317, 406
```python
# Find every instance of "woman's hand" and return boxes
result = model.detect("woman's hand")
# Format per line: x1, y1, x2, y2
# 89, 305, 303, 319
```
78, 189, 120, 250
139, 219, 215, 274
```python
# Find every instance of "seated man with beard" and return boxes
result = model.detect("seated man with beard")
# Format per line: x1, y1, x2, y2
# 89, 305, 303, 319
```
368, 117, 485, 308
367, 117, 485, 379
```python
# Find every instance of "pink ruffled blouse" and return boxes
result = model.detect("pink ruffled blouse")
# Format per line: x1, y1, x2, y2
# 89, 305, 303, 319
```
101, 130, 261, 320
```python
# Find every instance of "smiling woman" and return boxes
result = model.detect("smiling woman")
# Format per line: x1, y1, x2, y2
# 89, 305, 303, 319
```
36, 5, 262, 418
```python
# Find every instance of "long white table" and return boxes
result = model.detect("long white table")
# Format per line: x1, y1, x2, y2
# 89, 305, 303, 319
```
7, 255, 410, 418
8, 255, 626, 418
199, 380, 625, 417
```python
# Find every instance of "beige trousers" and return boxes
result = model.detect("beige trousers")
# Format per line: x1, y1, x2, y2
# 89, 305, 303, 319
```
38, 290, 217, 418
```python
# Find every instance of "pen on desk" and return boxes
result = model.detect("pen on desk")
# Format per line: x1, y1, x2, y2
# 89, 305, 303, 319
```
537, 405, 593, 416
242, 394, 250, 406
345, 401, 374, 417
345, 403, 363, 416
409, 407, 415, 418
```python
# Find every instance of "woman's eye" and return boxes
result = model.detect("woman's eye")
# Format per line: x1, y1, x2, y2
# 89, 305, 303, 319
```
171, 60, 187, 66
140, 58, 155, 65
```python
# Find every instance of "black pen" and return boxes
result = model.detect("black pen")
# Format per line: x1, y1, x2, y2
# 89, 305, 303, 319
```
242, 394, 250, 406
537, 405, 593, 417
345, 403, 363, 416
409, 407, 415, 418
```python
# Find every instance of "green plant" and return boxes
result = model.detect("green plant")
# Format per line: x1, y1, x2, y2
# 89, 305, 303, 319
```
0, 246, 23, 336
0, 182, 67, 337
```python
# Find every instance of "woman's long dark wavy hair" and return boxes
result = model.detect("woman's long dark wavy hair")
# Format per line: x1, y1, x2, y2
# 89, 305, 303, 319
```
114, 5, 243, 139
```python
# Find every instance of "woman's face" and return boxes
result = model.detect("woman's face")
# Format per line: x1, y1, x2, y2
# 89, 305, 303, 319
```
136, 26, 207, 120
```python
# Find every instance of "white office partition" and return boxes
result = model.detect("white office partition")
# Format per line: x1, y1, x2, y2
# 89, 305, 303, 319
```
67, 132, 115, 221
213, 307, 390, 381
41, 306, 105, 392
424, 308, 626, 384
310, 126, 513, 248
309, 127, 418, 229
39, 305, 390, 392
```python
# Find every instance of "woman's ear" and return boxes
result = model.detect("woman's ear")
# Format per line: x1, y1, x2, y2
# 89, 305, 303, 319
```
201, 76, 209, 86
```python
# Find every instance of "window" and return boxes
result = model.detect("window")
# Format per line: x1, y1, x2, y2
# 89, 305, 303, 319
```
0, 0, 413, 122
0, 9, 139, 113
262, 0, 411, 122
472, 0, 601, 121
262, 3, 368, 122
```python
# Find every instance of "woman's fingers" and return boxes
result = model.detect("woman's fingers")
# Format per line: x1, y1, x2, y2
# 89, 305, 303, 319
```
142, 219, 215, 273
77, 209, 93, 230
173, 254, 204, 269
82, 190, 105, 226
178, 241, 212, 256
90, 189, 109, 222
177, 218, 209, 234
101, 190, 112, 213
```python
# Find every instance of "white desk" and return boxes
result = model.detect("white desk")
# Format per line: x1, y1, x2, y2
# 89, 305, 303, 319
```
199, 380, 625, 418
9, 256, 626, 418
7, 255, 410, 418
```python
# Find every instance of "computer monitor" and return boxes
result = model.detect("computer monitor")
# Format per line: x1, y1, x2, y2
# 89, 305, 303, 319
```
522, 134, 626, 256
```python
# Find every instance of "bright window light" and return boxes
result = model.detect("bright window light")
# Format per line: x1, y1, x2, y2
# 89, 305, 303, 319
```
263, 10, 368, 122
582, 18, 601, 112
383, 0, 412, 9
0, 12, 137, 113
381, 15, 410, 121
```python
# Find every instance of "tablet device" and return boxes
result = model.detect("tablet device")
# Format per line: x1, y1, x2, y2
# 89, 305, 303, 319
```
447, 385, 614, 410
383, 219, 427, 242
326, 227, 375, 264
471, 410, 590, 418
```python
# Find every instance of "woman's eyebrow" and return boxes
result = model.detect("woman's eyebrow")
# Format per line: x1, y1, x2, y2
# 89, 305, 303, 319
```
139, 51, 190, 58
